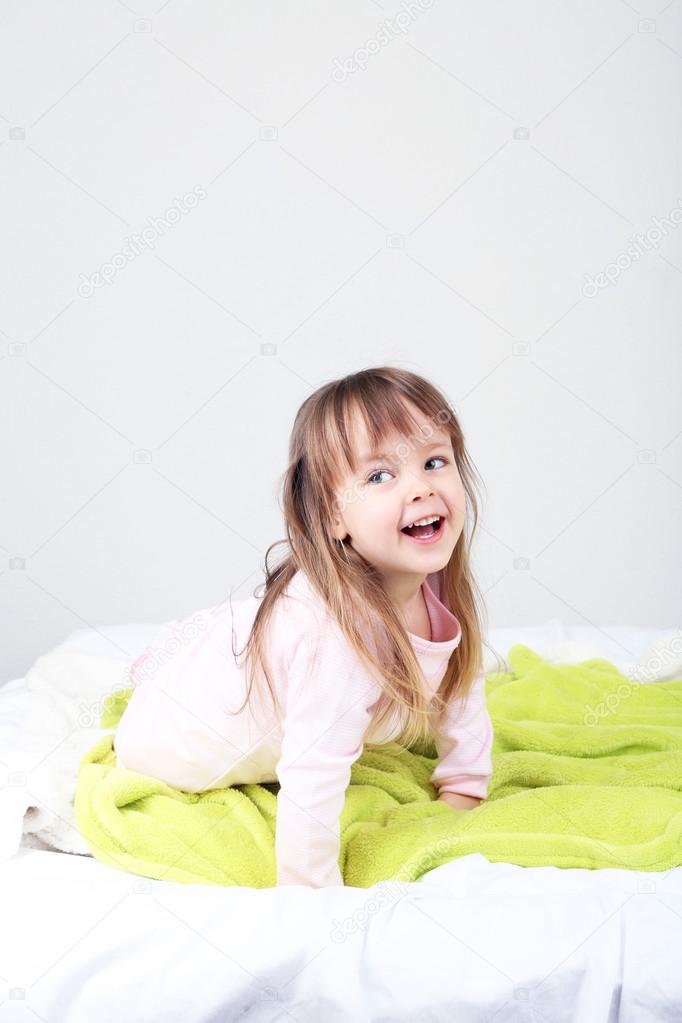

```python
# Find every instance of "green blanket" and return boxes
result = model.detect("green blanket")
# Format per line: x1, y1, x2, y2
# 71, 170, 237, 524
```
74, 645, 682, 887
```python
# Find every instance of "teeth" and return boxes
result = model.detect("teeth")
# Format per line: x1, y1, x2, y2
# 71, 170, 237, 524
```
407, 515, 440, 528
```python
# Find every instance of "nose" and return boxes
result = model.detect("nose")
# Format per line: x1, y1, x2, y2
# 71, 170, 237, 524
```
406, 475, 435, 502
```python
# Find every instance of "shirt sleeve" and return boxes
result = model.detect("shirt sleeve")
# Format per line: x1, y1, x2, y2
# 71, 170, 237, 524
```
430, 674, 494, 799
275, 601, 382, 888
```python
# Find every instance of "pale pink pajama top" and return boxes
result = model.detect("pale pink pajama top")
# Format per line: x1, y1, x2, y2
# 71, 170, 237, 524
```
114, 568, 494, 888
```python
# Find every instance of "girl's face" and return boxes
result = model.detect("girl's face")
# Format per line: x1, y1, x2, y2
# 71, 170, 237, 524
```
331, 405, 466, 583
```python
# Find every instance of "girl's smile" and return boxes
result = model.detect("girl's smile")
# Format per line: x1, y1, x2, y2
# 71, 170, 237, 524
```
400, 515, 447, 544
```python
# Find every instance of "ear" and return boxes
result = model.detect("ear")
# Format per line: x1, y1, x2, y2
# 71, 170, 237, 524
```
331, 519, 347, 542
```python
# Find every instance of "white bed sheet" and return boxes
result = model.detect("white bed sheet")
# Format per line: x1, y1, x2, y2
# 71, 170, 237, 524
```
1, 619, 681, 1022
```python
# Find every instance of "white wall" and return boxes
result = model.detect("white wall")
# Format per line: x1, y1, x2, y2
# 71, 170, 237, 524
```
1, 0, 681, 683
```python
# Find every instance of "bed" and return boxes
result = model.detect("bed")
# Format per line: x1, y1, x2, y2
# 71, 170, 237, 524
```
1, 619, 681, 1022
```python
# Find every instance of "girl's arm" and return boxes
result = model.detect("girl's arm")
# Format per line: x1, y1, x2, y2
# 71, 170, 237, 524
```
430, 673, 494, 802
275, 602, 382, 888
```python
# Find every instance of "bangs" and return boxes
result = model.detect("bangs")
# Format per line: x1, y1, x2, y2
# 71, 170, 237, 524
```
318, 376, 452, 482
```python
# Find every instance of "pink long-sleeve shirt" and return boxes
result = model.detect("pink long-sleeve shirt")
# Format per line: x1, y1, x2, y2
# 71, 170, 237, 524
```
114, 568, 494, 888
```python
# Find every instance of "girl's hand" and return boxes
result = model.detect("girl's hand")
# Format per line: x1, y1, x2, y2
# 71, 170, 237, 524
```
438, 792, 482, 811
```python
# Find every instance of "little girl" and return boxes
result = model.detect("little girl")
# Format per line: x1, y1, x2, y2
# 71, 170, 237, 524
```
114, 366, 496, 888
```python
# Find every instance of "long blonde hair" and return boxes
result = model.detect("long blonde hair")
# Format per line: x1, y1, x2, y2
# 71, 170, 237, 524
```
229, 366, 502, 751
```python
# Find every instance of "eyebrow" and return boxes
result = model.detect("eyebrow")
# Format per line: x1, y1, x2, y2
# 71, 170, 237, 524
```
358, 437, 451, 468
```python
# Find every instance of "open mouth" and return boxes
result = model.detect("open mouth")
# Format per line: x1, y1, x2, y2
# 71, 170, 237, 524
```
400, 516, 445, 543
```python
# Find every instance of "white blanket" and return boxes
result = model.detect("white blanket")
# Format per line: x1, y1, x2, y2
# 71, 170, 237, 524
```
0, 644, 133, 859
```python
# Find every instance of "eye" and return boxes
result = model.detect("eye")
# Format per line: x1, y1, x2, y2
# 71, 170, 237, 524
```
365, 456, 449, 485
366, 468, 392, 485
